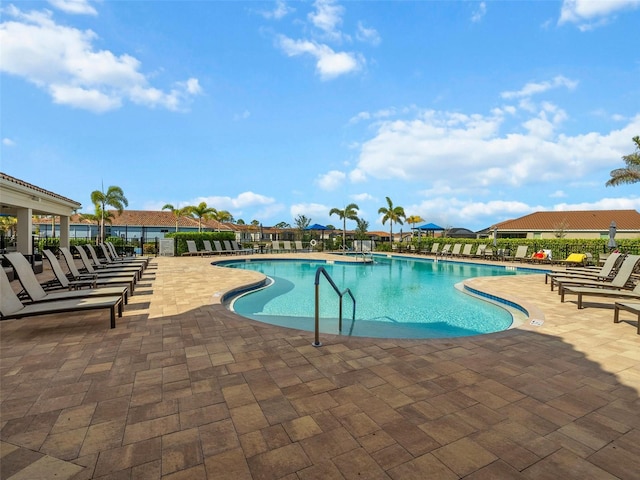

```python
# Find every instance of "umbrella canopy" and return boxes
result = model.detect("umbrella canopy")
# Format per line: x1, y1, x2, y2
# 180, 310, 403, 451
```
415, 222, 444, 231
608, 221, 617, 249
306, 223, 328, 230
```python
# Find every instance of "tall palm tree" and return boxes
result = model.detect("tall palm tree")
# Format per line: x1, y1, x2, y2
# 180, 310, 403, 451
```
188, 202, 217, 232
162, 204, 190, 232
378, 197, 406, 246
90, 185, 128, 243
329, 203, 359, 250
606, 136, 640, 186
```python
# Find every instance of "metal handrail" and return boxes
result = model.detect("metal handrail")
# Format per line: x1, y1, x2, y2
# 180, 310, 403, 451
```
313, 266, 356, 347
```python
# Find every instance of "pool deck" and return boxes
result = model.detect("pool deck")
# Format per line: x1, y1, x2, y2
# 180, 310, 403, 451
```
1, 252, 638, 479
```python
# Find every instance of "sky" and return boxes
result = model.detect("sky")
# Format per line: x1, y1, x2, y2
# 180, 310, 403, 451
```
1, 0, 639, 232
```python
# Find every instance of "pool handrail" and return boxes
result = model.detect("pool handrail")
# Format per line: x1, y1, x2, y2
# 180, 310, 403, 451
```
313, 266, 356, 347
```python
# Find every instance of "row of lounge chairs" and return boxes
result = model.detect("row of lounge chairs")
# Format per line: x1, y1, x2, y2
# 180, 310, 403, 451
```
183, 240, 312, 256
544, 252, 640, 334
1, 243, 152, 329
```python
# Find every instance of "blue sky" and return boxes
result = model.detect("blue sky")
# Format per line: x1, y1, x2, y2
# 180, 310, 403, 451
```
2, 0, 639, 232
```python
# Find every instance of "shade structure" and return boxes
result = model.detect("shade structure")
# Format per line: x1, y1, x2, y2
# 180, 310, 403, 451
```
415, 222, 444, 231
608, 221, 617, 249
306, 224, 328, 230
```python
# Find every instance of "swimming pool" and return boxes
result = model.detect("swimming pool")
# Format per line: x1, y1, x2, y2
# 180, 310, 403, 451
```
222, 256, 538, 339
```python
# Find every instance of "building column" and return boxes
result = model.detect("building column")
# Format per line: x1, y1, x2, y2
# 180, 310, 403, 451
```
59, 216, 70, 249
16, 207, 33, 255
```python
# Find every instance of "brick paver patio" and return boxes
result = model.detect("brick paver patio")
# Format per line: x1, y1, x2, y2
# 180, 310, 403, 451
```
1, 253, 638, 479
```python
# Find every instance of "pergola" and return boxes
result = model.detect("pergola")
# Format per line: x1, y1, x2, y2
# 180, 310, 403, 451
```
0, 173, 82, 255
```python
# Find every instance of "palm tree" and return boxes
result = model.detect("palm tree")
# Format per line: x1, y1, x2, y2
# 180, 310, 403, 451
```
606, 136, 640, 186
187, 202, 217, 232
355, 218, 369, 239
329, 203, 359, 250
378, 197, 406, 247
90, 185, 128, 243
162, 204, 190, 232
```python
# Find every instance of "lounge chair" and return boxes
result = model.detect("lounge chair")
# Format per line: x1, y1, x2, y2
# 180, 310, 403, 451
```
105, 241, 150, 266
471, 245, 487, 258
100, 244, 148, 268
222, 240, 239, 255
546, 252, 622, 287
556, 254, 640, 296
272, 241, 282, 253
213, 240, 229, 255
613, 301, 640, 334
504, 245, 528, 262
231, 240, 252, 255
294, 240, 308, 252
556, 253, 588, 267
437, 244, 451, 257
561, 281, 640, 309
5, 252, 129, 305
203, 240, 219, 255
423, 243, 439, 255
282, 241, 293, 252
84, 244, 143, 278
59, 247, 136, 293
450, 244, 462, 257
0, 267, 123, 329
183, 240, 211, 257
460, 244, 473, 257
75, 246, 142, 281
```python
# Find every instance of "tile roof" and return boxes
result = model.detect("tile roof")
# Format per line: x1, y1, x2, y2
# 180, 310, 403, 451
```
1, 172, 82, 207
493, 210, 640, 231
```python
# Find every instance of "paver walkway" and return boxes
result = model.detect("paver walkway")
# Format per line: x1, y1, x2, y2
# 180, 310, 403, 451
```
1, 253, 638, 479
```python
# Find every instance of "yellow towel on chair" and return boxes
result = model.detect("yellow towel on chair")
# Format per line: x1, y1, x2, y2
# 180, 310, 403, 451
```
564, 253, 586, 263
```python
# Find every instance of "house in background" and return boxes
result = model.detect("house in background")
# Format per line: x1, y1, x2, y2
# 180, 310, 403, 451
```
490, 210, 640, 240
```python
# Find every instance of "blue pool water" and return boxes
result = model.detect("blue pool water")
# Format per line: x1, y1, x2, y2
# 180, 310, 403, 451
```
223, 256, 536, 339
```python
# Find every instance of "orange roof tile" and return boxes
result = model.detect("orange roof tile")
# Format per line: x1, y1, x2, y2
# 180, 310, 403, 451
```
493, 210, 640, 231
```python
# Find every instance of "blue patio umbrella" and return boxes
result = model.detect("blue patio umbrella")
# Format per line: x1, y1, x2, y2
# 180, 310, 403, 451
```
415, 222, 444, 231
306, 223, 329, 241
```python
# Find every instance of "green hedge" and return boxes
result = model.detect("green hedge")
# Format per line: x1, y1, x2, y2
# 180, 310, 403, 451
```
166, 232, 236, 256
398, 237, 639, 261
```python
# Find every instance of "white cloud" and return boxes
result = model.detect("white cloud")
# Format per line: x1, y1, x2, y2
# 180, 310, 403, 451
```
550, 190, 567, 198
290, 202, 331, 222
194, 192, 276, 211
471, 2, 487, 23
2, 138, 16, 147
308, 0, 345, 41
260, 0, 293, 20
47, 0, 97, 16
233, 110, 251, 121
0, 6, 202, 112
559, 0, 640, 27
501, 75, 578, 99
352, 82, 640, 192
352, 192, 375, 202
356, 22, 381, 46
316, 170, 346, 190
277, 35, 363, 79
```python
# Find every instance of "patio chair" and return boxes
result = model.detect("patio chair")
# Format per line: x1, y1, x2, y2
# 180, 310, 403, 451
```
183, 240, 211, 257
423, 243, 439, 255
437, 244, 452, 257
613, 301, 640, 334
471, 244, 487, 258
203, 240, 219, 255
75, 246, 142, 281
272, 241, 282, 253
556, 254, 640, 295
105, 241, 150, 266
294, 240, 309, 252
546, 252, 622, 287
4, 252, 128, 305
84, 244, 143, 278
450, 244, 462, 257
0, 267, 123, 329
561, 280, 640, 310
222, 240, 240, 255
460, 244, 473, 257
213, 241, 229, 255
59, 248, 136, 294
100, 244, 148, 268
282, 241, 293, 252
231, 240, 252, 255
504, 245, 528, 262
